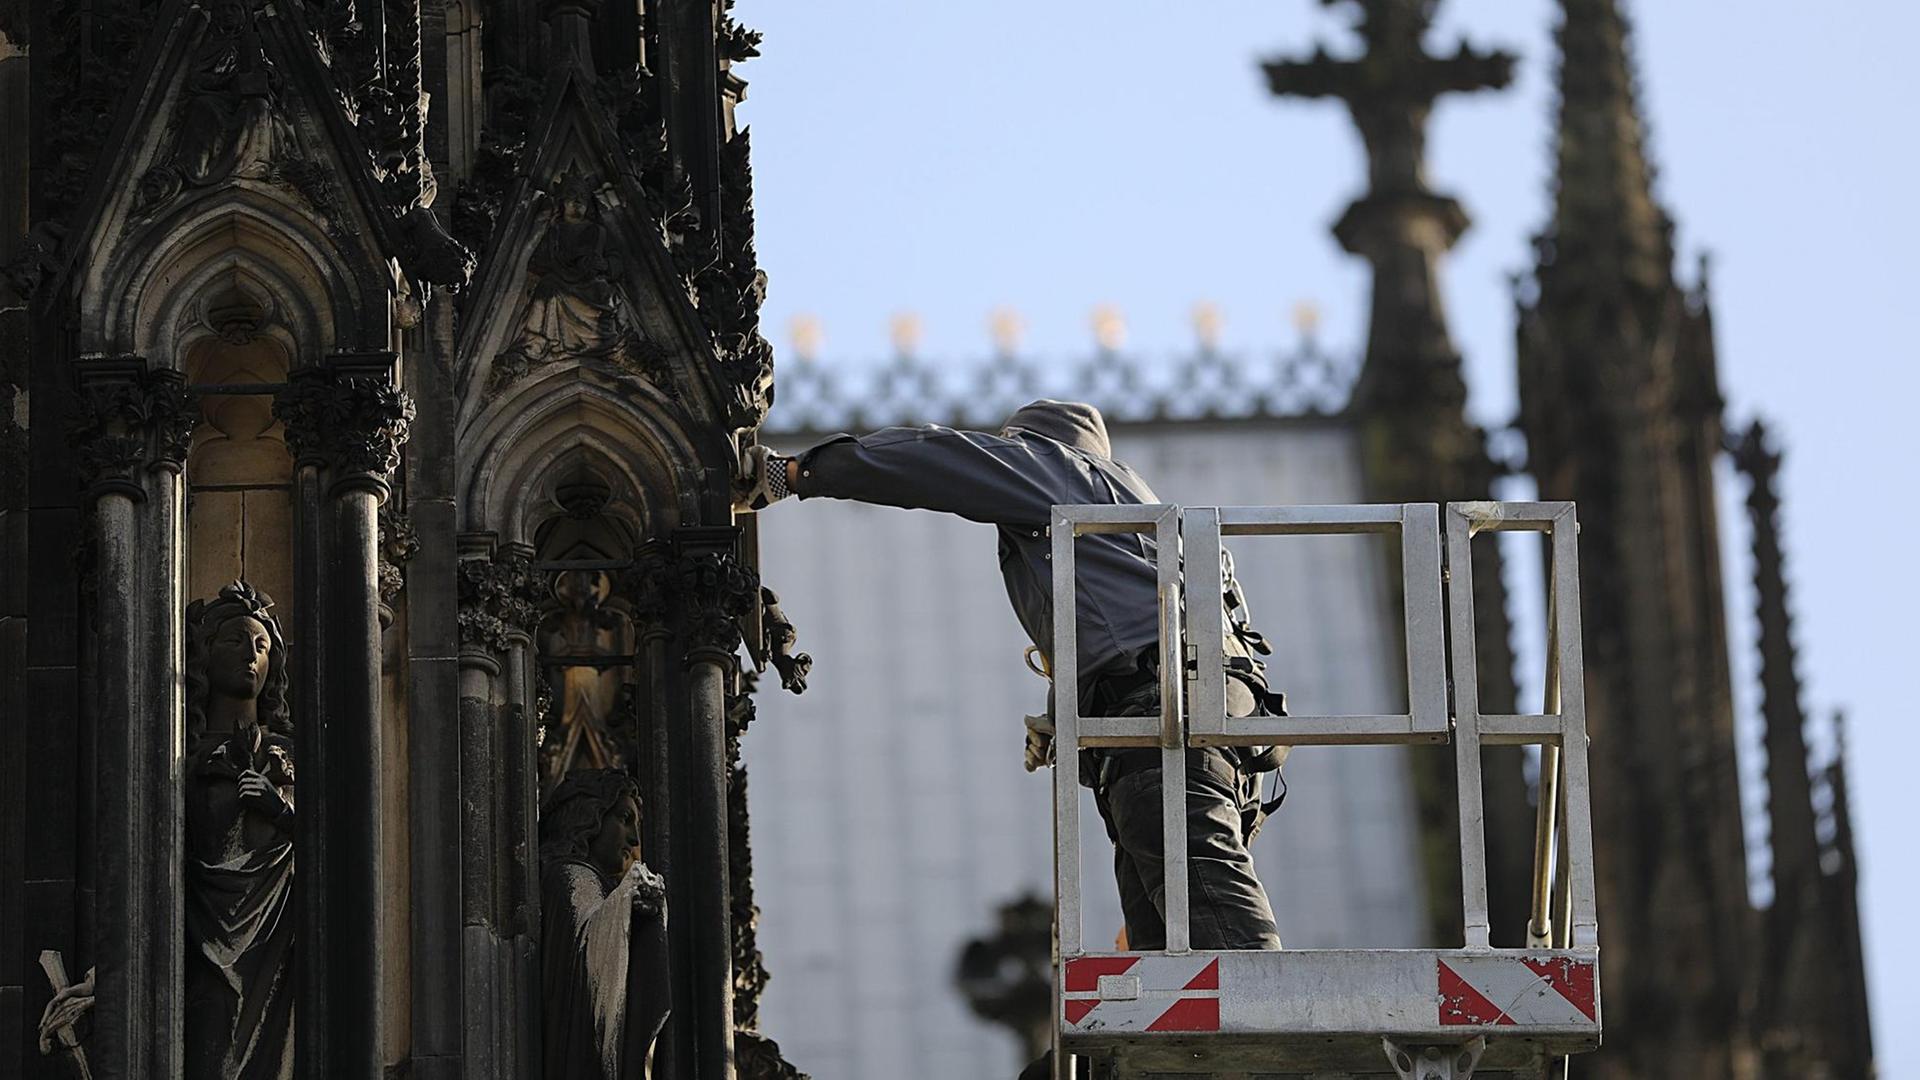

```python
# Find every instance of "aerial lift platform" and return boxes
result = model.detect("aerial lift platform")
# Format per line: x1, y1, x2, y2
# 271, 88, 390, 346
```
1048, 502, 1600, 1079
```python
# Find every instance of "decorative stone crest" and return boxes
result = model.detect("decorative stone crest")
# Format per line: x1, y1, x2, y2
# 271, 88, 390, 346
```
271, 365, 415, 483
67, 358, 199, 497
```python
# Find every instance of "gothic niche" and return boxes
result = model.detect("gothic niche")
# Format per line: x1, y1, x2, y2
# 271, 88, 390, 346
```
534, 471, 640, 796
138, 0, 291, 212
489, 172, 668, 394
184, 581, 297, 1080
183, 284, 297, 615
538, 768, 670, 1080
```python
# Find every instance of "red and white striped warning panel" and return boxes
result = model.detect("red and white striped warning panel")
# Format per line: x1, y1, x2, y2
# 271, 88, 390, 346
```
1061, 955, 1221, 1033
1437, 956, 1597, 1028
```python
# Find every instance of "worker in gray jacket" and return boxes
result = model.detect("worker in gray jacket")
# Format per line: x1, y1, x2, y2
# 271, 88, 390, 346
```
738, 399, 1284, 954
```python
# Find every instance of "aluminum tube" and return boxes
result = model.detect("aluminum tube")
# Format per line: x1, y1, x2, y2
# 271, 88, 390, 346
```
1528, 574, 1564, 948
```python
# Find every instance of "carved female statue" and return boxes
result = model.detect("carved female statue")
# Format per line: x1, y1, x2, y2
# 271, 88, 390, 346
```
177, 0, 282, 185
538, 570, 635, 791
493, 174, 635, 389
184, 581, 296, 1080
540, 769, 670, 1080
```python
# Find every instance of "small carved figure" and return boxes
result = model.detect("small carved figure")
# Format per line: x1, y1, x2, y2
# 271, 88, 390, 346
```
142, 0, 285, 209
493, 174, 656, 390
538, 570, 635, 791
759, 587, 811, 694
184, 581, 296, 1080
540, 769, 671, 1080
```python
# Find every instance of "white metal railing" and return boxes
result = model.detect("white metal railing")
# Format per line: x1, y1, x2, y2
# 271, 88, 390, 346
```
1047, 501, 1600, 1079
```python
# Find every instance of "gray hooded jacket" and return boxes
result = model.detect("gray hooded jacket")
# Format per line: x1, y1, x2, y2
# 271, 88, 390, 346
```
792, 400, 1174, 705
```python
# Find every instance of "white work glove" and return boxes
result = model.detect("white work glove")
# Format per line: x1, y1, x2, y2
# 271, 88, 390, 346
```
734, 444, 792, 512
1023, 710, 1056, 772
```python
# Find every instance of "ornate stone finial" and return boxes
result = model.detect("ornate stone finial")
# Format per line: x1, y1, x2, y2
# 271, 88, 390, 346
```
1190, 301, 1224, 350
272, 363, 415, 491
67, 358, 199, 498
888, 312, 923, 358
1090, 304, 1126, 352
989, 307, 1026, 356
1291, 299, 1323, 341
955, 892, 1054, 1063
787, 315, 823, 363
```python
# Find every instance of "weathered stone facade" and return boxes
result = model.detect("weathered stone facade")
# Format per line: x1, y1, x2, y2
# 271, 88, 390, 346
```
1, 0, 799, 1077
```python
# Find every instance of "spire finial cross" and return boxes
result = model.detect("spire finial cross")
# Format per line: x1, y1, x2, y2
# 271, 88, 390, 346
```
1263, 0, 1513, 198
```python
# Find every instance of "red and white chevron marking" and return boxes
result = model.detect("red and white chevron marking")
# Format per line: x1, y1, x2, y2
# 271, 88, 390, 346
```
1061, 955, 1221, 1033
1438, 956, 1597, 1027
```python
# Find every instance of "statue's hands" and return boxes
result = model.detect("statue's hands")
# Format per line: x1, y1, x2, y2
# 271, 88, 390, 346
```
238, 769, 291, 821
37, 967, 95, 1055
626, 862, 667, 915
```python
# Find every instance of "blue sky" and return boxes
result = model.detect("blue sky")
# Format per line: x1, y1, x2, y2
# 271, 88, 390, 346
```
736, 0, 1919, 1068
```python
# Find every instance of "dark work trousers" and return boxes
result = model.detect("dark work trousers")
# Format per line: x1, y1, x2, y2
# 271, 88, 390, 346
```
1089, 682, 1282, 952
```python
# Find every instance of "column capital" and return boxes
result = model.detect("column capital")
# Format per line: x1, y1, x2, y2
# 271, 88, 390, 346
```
67, 357, 198, 499
457, 545, 546, 657
671, 528, 756, 666
272, 358, 414, 495
614, 539, 676, 641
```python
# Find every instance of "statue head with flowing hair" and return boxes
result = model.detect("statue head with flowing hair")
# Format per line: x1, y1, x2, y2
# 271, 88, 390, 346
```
540, 768, 642, 880
185, 580, 291, 748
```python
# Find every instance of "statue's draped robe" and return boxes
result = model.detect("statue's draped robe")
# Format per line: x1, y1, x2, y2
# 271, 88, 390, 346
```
184, 729, 296, 1080
506, 216, 626, 367
541, 859, 670, 1080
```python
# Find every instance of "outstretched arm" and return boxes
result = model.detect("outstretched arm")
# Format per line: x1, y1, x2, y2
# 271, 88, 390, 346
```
777, 426, 1064, 526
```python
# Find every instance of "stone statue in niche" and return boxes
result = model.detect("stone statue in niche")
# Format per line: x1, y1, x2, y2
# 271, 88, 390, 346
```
140, 0, 287, 210
538, 570, 635, 793
490, 173, 666, 393
184, 581, 296, 1080
540, 769, 671, 1080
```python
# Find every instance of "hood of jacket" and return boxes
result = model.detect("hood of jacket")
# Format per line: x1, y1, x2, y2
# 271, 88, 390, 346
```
1002, 400, 1113, 459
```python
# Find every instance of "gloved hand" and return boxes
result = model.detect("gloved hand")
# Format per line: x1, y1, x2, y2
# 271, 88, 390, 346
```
734, 444, 791, 512
1023, 711, 1055, 773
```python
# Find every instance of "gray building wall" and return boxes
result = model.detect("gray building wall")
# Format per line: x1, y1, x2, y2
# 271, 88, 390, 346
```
748, 418, 1430, 1079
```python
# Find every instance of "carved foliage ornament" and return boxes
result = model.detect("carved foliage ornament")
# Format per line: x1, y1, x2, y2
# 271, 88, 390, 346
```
614, 541, 675, 636
67, 362, 199, 495
377, 508, 420, 610
457, 549, 544, 654
672, 549, 757, 660
272, 370, 415, 478
694, 129, 774, 432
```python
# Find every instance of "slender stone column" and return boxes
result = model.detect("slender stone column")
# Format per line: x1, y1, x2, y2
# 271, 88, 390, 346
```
454, 536, 503, 1080
498, 542, 541, 1080
275, 357, 414, 1079
672, 530, 757, 1080
617, 539, 680, 1078
453, 538, 541, 1080
67, 356, 198, 1080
